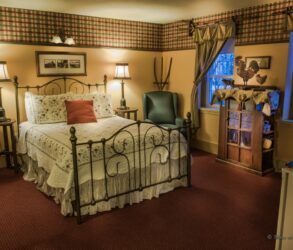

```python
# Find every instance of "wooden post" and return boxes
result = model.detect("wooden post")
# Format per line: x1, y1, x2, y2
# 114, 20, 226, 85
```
185, 112, 192, 187
70, 127, 82, 224
13, 76, 20, 137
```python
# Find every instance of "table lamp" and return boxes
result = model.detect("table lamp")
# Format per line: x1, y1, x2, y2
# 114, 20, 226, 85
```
114, 63, 131, 110
0, 61, 10, 122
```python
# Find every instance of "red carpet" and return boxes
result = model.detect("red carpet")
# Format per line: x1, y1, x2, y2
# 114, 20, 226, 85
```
0, 151, 281, 249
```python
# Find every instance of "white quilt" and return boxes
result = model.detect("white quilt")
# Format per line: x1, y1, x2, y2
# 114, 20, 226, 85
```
18, 116, 187, 195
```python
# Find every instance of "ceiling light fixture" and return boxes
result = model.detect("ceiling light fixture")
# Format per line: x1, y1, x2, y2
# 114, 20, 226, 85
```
50, 28, 75, 46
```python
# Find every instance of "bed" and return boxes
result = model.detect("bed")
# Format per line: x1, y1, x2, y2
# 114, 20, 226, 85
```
13, 76, 192, 223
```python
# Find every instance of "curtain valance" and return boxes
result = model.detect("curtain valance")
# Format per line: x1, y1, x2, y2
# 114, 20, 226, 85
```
193, 21, 235, 44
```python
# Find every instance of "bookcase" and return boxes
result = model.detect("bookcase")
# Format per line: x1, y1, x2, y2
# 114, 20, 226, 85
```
217, 98, 275, 175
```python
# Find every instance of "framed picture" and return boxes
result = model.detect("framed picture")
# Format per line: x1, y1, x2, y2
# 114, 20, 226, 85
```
36, 51, 87, 76
245, 56, 271, 69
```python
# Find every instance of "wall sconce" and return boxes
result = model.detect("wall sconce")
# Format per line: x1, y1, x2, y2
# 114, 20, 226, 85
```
114, 63, 131, 110
0, 61, 10, 121
50, 28, 75, 45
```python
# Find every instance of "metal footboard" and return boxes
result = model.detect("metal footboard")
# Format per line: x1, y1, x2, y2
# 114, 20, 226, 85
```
70, 113, 192, 224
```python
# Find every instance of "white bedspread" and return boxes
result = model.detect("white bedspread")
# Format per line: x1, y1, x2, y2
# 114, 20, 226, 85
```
18, 116, 187, 195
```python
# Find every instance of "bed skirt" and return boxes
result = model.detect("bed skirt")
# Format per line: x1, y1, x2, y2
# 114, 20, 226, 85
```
21, 155, 187, 216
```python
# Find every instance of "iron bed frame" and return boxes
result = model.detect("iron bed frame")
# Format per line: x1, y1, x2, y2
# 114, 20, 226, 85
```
13, 76, 192, 224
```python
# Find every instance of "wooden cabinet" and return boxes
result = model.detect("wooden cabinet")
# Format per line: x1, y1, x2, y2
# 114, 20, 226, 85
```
217, 99, 275, 175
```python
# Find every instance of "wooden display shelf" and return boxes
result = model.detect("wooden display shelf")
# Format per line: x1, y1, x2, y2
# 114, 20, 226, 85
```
227, 127, 252, 132
263, 148, 274, 153
263, 130, 274, 135
217, 98, 276, 175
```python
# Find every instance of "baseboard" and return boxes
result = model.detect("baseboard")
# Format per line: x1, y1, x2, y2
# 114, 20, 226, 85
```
191, 139, 218, 155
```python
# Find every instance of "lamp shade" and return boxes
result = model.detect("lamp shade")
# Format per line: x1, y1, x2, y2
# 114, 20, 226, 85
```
114, 63, 131, 79
0, 61, 10, 82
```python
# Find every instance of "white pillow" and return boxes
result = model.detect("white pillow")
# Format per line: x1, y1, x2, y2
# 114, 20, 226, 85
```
25, 92, 72, 124
71, 93, 114, 118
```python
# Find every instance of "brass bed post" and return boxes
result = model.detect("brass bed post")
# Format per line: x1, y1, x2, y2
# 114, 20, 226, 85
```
70, 127, 82, 224
13, 76, 20, 137
185, 112, 192, 187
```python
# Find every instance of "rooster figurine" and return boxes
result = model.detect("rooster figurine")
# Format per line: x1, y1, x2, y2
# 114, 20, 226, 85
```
235, 56, 260, 86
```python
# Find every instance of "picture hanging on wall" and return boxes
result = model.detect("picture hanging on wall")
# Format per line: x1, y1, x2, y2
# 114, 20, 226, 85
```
245, 56, 271, 69
36, 51, 87, 76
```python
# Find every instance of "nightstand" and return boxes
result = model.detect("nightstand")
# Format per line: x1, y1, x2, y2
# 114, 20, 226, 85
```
0, 119, 20, 172
114, 108, 138, 121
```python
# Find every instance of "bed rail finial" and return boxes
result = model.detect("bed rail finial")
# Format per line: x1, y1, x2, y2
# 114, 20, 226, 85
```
70, 127, 77, 142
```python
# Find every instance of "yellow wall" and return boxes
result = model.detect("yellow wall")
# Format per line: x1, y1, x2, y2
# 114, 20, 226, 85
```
0, 44, 161, 167
1, 42, 292, 169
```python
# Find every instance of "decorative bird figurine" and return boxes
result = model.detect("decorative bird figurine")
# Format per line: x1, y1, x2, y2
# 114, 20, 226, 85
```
222, 79, 235, 89
256, 74, 267, 85
235, 56, 260, 86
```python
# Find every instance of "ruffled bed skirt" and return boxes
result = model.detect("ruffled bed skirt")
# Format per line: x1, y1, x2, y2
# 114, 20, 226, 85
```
21, 155, 187, 216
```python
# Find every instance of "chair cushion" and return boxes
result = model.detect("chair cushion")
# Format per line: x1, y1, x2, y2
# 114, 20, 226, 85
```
146, 92, 175, 124
65, 100, 97, 124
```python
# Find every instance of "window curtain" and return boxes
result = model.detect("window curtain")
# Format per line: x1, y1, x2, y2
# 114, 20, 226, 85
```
191, 21, 235, 131
286, 10, 293, 31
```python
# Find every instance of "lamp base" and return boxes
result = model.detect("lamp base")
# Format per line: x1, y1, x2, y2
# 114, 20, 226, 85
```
119, 98, 129, 110
0, 106, 6, 122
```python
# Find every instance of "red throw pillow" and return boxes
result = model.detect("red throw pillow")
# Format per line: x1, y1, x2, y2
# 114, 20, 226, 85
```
65, 100, 97, 125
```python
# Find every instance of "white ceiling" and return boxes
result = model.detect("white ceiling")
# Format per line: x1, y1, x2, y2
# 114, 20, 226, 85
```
0, 0, 281, 23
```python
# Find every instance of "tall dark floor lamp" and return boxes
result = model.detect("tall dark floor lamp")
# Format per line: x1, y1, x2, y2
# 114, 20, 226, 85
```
0, 61, 10, 122
114, 63, 131, 110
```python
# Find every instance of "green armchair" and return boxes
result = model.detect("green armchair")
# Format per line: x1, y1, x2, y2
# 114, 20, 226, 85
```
143, 91, 184, 129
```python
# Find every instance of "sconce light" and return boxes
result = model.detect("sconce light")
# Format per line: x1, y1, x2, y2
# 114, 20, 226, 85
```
0, 61, 10, 122
114, 63, 131, 110
50, 28, 75, 45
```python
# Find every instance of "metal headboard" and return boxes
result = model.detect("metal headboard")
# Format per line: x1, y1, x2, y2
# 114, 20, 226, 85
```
13, 75, 107, 135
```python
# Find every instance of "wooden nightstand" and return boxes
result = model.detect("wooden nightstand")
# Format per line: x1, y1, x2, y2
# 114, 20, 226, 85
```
0, 119, 20, 172
114, 108, 138, 121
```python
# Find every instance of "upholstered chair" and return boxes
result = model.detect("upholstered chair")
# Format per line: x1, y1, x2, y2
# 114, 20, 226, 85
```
143, 91, 184, 129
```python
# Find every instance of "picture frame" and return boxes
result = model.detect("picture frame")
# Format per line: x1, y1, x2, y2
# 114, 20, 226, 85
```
245, 56, 271, 69
36, 51, 87, 76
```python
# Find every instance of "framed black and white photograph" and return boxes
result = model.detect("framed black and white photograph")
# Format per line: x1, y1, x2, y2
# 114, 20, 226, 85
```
245, 56, 271, 69
36, 51, 87, 76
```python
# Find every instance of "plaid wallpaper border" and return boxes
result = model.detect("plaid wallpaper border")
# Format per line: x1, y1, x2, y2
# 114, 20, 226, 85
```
0, 7, 163, 50
162, 0, 293, 50
0, 1, 292, 51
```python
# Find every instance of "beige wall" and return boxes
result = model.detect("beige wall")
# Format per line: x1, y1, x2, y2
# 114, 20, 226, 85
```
162, 43, 292, 168
0, 44, 161, 167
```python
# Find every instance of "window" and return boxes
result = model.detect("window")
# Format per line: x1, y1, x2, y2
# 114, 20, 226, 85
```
207, 53, 234, 104
283, 32, 293, 121
201, 38, 235, 107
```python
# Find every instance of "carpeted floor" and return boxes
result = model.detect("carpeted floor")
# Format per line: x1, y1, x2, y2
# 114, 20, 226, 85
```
0, 150, 281, 249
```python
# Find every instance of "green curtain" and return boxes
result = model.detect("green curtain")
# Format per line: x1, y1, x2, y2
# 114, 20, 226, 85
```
191, 22, 235, 131
286, 11, 293, 31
